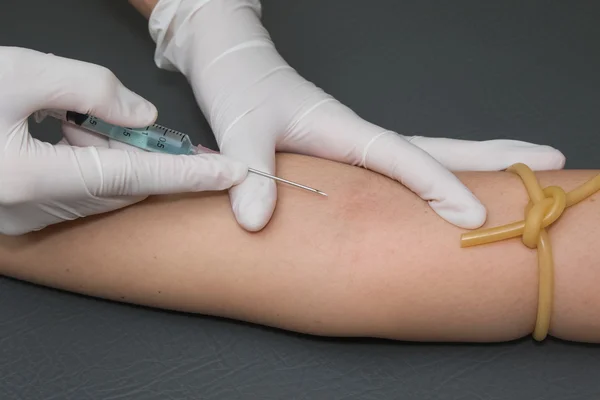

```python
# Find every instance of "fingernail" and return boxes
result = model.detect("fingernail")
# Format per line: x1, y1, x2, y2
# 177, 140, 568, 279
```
119, 84, 158, 125
431, 198, 487, 229
232, 179, 275, 232
238, 199, 269, 231
135, 99, 158, 124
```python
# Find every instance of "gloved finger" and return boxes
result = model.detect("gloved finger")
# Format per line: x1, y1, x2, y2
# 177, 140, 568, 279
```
405, 136, 566, 171
61, 121, 110, 148
4, 47, 157, 128
0, 195, 138, 236
61, 121, 143, 152
3, 141, 248, 204
283, 101, 486, 229
365, 132, 487, 229
81, 146, 249, 197
218, 119, 278, 232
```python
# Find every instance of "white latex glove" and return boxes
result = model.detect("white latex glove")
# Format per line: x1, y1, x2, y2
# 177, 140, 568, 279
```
0, 46, 248, 235
148, 0, 566, 231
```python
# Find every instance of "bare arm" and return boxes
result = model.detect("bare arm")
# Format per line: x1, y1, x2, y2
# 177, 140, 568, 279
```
0, 154, 598, 343
128, 0, 159, 19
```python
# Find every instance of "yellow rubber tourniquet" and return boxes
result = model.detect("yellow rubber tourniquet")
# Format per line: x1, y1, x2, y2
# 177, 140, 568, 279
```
460, 163, 600, 341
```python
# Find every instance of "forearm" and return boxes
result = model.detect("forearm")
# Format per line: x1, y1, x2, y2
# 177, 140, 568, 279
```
1, 154, 599, 342
129, 0, 159, 19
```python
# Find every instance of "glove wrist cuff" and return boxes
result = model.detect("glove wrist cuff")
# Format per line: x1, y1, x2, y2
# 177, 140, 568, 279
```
149, 0, 265, 76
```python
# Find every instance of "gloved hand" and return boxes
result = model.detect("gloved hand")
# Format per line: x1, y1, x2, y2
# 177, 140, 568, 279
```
0, 46, 248, 235
148, 0, 566, 231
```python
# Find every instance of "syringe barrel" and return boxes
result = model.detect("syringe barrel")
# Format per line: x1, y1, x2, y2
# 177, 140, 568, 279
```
62, 111, 195, 155
35, 109, 208, 156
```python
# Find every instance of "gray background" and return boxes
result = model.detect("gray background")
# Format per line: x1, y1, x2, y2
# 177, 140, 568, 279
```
1, 0, 600, 399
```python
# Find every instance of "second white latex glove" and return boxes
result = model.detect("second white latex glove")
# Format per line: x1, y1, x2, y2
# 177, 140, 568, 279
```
148, 0, 566, 231
0, 46, 247, 235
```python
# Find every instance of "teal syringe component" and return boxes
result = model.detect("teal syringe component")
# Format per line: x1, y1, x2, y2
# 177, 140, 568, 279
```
35, 110, 327, 196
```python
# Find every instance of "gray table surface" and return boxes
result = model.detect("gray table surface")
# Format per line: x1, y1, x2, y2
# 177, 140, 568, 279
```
2, 1, 600, 399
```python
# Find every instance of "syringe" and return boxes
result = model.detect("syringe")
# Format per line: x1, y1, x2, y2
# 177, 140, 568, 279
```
34, 110, 327, 197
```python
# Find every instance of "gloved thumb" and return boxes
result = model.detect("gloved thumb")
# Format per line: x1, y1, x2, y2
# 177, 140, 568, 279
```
6, 47, 156, 128
218, 123, 278, 232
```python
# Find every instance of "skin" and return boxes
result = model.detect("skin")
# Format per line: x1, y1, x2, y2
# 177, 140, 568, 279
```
0, 154, 599, 343
128, 0, 159, 19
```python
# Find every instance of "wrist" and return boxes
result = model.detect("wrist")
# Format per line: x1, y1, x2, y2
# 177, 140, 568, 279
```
149, 0, 269, 77
128, 0, 159, 19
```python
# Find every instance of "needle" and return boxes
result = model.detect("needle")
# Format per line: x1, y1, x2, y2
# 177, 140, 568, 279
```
190, 144, 326, 196
248, 168, 328, 196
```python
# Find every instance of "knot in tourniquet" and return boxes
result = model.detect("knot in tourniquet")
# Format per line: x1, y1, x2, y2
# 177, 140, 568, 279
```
458, 163, 600, 341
